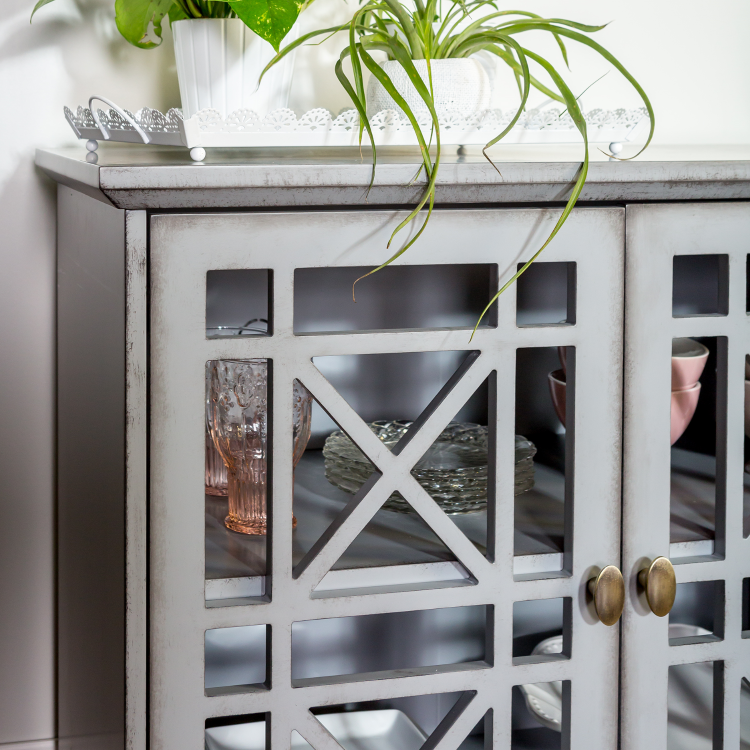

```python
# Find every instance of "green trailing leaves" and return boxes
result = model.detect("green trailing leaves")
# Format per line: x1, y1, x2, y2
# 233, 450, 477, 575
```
264, 3, 653, 320
114, 0, 176, 48
228, 0, 305, 51
45, 0, 654, 324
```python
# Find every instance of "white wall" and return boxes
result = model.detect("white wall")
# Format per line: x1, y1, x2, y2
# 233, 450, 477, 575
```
0, 0, 748, 743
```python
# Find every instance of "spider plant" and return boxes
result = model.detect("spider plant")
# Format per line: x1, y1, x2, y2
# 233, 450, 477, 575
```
265, 1, 654, 329
31, 0, 308, 52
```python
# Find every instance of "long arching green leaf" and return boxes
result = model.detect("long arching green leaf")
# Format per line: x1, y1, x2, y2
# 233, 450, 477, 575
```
377, 37, 442, 237
382, 0, 423, 57
471, 46, 589, 338
480, 33, 530, 153
334, 52, 378, 197
351, 42, 441, 290
259, 23, 349, 82
484, 44, 564, 101
503, 21, 654, 156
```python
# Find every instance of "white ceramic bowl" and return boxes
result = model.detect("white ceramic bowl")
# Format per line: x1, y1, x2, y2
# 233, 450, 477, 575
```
520, 626, 714, 733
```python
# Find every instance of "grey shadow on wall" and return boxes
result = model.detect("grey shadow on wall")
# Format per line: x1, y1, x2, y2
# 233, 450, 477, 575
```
1, 0, 179, 107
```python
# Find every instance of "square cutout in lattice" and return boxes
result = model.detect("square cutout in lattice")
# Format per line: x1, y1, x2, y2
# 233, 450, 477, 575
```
513, 679, 569, 746
204, 624, 269, 696
205, 712, 269, 748
672, 254, 728, 317
669, 580, 725, 645
206, 269, 272, 337
670, 336, 727, 555
668, 662, 722, 748
291, 605, 490, 687
516, 261, 576, 327
512, 598, 570, 665
514, 348, 572, 571
205, 359, 274, 607
294, 263, 498, 334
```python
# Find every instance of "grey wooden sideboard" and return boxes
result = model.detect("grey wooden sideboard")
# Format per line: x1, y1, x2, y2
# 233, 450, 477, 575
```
37, 146, 750, 750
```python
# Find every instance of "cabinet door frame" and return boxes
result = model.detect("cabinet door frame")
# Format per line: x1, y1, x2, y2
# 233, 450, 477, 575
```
148, 206, 624, 749
622, 202, 750, 750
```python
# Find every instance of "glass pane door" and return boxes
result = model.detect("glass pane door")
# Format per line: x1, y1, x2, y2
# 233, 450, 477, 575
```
149, 206, 625, 749
622, 203, 750, 750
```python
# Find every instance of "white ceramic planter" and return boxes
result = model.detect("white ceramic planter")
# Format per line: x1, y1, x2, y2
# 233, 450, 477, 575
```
172, 18, 299, 118
365, 58, 491, 119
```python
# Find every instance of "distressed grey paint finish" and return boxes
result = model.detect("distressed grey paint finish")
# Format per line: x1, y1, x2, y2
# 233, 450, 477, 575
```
35, 147, 750, 210
149, 207, 624, 748
125, 211, 149, 750
622, 203, 750, 749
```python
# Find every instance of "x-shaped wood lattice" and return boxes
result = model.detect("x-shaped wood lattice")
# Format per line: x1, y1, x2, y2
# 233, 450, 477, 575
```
293, 351, 495, 590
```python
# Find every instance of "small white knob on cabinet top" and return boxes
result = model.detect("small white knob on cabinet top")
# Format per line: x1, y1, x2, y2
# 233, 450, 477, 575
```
190, 147, 207, 162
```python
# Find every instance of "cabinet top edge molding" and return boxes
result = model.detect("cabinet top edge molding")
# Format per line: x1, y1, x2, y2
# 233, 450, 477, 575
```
36, 145, 750, 210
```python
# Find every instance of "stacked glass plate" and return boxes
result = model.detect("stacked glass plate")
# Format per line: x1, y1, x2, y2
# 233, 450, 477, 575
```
323, 421, 536, 515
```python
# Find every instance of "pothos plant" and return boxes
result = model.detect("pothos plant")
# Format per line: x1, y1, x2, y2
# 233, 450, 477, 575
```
265, 1, 655, 331
30, 0, 308, 52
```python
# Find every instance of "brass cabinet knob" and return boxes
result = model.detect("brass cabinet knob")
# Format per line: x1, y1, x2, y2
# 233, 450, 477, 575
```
587, 565, 626, 626
638, 556, 676, 617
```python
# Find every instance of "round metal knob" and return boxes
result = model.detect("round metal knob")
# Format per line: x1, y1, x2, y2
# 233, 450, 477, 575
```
638, 557, 676, 617
587, 565, 625, 626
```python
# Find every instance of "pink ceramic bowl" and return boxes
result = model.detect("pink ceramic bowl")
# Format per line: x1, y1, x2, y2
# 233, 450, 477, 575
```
672, 338, 709, 391
670, 382, 701, 445
549, 368, 701, 443
548, 369, 567, 428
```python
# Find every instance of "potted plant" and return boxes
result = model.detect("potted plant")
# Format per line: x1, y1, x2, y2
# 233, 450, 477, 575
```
266, 2, 655, 327
31, 0, 311, 117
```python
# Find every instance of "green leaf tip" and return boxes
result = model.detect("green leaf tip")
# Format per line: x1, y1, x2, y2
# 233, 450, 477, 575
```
30, 0, 56, 22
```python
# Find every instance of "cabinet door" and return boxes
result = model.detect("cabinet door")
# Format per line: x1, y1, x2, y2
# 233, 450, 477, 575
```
148, 207, 624, 749
622, 203, 750, 750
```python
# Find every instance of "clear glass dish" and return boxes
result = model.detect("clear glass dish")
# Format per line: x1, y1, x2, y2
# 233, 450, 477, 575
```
323, 421, 536, 515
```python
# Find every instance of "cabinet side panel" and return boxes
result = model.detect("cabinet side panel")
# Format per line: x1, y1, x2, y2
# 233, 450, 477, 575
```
125, 210, 148, 750
57, 187, 126, 748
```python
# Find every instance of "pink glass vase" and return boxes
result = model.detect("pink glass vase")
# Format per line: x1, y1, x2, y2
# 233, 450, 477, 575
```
206, 360, 312, 535
205, 432, 228, 496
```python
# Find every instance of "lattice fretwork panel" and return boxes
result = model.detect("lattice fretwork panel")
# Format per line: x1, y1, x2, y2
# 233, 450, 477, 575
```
149, 207, 625, 749
622, 203, 750, 750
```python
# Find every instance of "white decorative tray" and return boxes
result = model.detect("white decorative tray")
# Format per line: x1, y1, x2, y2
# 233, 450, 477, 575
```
66, 95, 647, 160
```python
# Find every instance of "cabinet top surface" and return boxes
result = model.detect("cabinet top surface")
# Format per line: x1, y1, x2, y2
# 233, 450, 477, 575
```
36, 144, 750, 209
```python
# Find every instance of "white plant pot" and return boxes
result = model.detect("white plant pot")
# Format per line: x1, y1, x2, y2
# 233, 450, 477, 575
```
172, 18, 299, 119
365, 58, 491, 119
